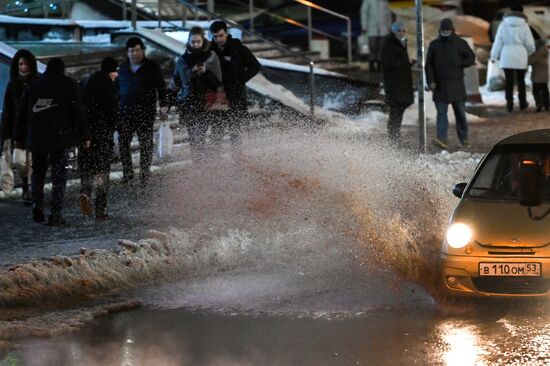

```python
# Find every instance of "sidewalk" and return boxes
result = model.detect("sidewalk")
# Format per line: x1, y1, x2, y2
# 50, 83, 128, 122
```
400, 104, 550, 153
1, 103, 549, 268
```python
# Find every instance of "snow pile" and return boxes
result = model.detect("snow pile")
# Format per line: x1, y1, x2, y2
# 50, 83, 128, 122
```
0, 228, 269, 308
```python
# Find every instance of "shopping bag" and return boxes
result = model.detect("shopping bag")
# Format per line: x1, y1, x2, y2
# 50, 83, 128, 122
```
12, 148, 27, 173
487, 60, 505, 91
205, 88, 230, 111
0, 140, 14, 192
357, 34, 370, 56
156, 122, 174, 160
0, 154, 14, 193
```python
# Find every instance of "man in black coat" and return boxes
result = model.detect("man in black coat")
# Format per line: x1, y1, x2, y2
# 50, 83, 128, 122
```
425, 18, 476, 150
117, 37, 168, 186
209, 21, 261, 148
78, 57, 119, 220
381, 21, 414, 145
14, 58, 91, 225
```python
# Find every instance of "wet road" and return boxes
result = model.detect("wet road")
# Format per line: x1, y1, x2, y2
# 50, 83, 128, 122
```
4, 301, 550, 366
1, 109, 550, 365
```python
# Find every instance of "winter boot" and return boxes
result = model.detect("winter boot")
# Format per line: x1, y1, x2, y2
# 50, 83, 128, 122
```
95, 214, 111, 222
21, 179, 32, 206
47, 213, 65, 226
32, 204, 45, 223
432, 138, 448, 150
79, 193, 93, 216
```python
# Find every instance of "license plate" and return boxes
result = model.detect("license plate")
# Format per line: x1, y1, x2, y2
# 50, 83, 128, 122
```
479, 263, 541, 276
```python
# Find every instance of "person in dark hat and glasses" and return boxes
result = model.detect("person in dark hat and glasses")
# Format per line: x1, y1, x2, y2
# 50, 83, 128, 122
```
425, 18, 476, 150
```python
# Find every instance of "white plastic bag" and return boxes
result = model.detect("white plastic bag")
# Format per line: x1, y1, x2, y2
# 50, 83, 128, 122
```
156, 122, 174, 160
1, 140, 14, 193
357, 34, 370, 56
12, 148, 27, 174
487, 60, 505, 91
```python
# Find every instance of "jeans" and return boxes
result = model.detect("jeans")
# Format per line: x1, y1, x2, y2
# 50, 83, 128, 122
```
31, 150, 68, 215
503, 68, 527, 110
435, 101, 468, 143
118, 116, 154, 184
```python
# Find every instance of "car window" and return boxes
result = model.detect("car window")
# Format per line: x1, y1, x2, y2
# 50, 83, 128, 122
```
467, 145, 550, 201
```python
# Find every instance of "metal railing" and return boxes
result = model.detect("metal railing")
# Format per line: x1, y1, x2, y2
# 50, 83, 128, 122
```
226, 0, 344, 47
0, 0, 71, 17
247, 0, 352, 65
176, 0, 316, 115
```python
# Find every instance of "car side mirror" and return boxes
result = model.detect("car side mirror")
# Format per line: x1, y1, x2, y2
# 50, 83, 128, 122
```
519, 160, 542, 207
453, 183, 467, 198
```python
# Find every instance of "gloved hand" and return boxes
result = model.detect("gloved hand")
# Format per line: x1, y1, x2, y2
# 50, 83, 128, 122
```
429, 82, 436, 91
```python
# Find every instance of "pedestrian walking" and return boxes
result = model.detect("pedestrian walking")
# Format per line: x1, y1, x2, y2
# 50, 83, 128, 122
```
425, 18, 476, 150
169, 26, 222, 163
117, 37, 168, 187
0, 49, 39, 204
209, 21, 261, 151
14, 58, 90, 226
78, 57, 119, 220
490, 6, 535, 112
360, 0, 392, 72
529, 39, 549, 112
380, 21, 414, 145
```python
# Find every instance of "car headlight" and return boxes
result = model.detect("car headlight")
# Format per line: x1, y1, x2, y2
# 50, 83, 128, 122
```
446, 223, 472, 249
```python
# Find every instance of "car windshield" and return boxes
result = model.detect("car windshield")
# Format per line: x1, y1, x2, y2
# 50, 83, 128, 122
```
467, 145, 550, 201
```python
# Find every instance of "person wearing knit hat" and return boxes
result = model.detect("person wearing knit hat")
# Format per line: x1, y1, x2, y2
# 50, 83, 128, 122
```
360, 0, 392, 72
100, 57, 118, 74
490, 5, 535, 112
381, 20, 414, 145
425, 17, 476, 150
77, 57, 121, 221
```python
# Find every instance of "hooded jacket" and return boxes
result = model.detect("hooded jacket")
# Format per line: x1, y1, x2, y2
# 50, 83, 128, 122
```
425, 33, 476, 103
14, 69, 90, 152
170, 39, 222, 109
81, 70, 119, 143
491, 13, 535, 70
210, 34, 261, 112
78, 70, 119, 173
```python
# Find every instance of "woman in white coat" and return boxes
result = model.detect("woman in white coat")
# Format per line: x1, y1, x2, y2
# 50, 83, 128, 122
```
490, 5, 535, 112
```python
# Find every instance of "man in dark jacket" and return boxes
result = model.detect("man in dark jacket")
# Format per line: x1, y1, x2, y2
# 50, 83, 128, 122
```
425, 18, 476, 150
14, 58, 91, 225
117, 37, 168, 186
209, 21, 261, 148
78, 57, 119, 220
381, 21, 414, 145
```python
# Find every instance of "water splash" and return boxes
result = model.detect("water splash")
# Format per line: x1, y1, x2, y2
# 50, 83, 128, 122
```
0, 122, 481, 343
